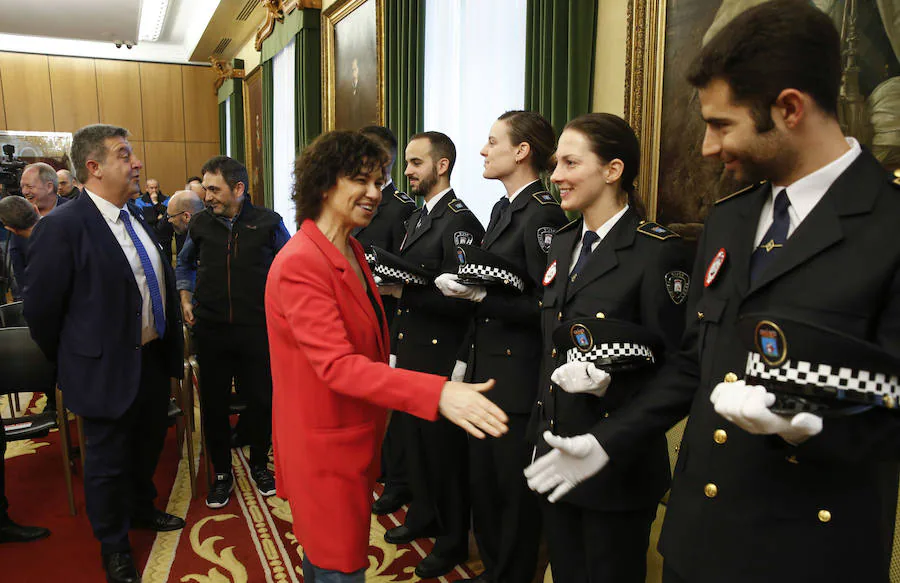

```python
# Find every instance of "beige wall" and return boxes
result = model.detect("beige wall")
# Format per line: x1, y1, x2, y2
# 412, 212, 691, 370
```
592, 0, 629, 116
235, 37, 261, 74
0, 52, 220, 196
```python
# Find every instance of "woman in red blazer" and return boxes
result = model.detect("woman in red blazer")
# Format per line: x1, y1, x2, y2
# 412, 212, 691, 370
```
265, 131, 508, 582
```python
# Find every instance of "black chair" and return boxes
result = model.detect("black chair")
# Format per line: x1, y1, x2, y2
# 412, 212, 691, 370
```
0, 301, 26, 327
0, 326, 80, 514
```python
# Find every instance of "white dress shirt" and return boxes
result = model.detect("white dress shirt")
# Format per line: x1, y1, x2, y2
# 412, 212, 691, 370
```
424, 186, 453, 213
569, 205, 630, 273
86, 190, 166, 345
753, 138, 861, 248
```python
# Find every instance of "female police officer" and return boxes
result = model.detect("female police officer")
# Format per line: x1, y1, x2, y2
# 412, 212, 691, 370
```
434, 110, 567, 583
526, 113, 689, 582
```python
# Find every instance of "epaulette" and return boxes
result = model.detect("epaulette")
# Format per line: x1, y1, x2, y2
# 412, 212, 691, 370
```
393, 190, 416, 205
715, 181, 766, 205
892, 169, 899, 188
532, 191, 559, 205
556, 218, 580, 234
637, 220, 680, 240
448, 198, 470, 213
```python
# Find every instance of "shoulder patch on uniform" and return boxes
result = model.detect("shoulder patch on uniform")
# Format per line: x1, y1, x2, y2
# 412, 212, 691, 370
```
715, 181, 767, 205
448, 198, 469, 213
637, 221, 680, 240
532, 191, 559, 205
394, 190, 416, 205
556, 218, 580, 234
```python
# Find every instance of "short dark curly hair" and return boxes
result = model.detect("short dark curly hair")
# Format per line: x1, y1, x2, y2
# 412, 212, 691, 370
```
293, 131, 390, 226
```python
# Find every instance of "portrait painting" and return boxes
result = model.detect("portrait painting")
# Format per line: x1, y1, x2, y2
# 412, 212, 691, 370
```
322, 0, 385, 131
243, 66, 266, 207
628, 0, 899, 229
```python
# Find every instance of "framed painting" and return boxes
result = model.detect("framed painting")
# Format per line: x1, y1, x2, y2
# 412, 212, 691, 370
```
625, 0, 899, 231
322, 0, 385, 131
0, 131, 73, 197
243, 65, 266, 207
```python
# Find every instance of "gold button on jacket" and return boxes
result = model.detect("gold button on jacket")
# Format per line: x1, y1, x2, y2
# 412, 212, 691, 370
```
818, 509, 832, 523
704, 483, 718, 498
713, 429, 727, 444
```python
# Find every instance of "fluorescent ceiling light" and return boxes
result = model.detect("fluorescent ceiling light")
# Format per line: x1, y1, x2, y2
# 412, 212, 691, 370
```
139, 0, 170, 42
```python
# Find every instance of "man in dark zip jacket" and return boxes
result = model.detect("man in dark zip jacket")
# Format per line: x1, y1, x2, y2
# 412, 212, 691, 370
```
176, 155, 290, 509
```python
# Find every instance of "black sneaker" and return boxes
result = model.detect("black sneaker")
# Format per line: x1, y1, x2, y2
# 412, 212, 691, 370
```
250, 466, 276, 497
206, 473, 234, 509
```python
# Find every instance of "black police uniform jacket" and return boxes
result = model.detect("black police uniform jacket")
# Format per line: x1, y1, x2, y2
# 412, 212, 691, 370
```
188, 201, 284, 327
353, 181, 417, 254
530, 207, 689, 511
465, 180, 568, 413
392, 191, 485, 375
592, 150, 900, 583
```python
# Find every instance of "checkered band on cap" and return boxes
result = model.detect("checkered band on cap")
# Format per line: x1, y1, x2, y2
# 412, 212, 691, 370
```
745, 352, 900, 405
364, 252, 376, 266
565, 342, 655, 365
373, 263, 430, 286
458, 263, 525, 292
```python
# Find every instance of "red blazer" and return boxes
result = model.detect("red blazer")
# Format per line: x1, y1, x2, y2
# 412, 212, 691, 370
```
265, 218, 444, 573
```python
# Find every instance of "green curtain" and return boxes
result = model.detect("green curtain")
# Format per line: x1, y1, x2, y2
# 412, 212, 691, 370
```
385, 0, 426, 192
262, 59, 275, 210
525, 0, 597, 131
218, 102, 227, 156
294, 10, 322, 150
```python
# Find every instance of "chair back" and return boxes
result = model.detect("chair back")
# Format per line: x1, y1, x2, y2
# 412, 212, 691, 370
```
0, 327, 56, 396
0, 301, 25, 327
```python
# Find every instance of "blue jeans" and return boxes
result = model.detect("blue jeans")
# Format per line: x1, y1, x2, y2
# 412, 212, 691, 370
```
301, 554, 366, 583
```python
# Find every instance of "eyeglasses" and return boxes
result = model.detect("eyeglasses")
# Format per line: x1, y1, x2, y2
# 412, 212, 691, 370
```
166, 211, 187, 220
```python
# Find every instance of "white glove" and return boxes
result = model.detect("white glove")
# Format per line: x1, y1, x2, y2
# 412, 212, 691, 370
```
451, 360, 467, 382
710, 380, 823, 445
550, 362, 611, 398
434, 273, 486, 302
524, 432, 610, 503
389, 354, 397, 368
378, 283, 403, 298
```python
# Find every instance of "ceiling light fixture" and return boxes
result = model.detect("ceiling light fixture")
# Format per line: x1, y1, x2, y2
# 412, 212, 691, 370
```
139, 0, 170, 42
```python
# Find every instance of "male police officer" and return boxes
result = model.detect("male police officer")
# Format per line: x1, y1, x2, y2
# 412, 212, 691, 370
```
525, 2, 900, 582
384, 132, 485, 579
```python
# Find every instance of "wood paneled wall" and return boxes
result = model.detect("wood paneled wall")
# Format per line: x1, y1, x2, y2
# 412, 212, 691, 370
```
0, 52, 220, 196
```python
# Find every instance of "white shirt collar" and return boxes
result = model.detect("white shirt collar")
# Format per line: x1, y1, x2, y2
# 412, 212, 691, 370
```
582, 204, 630, 243
85, 188, 129, 223
425, 187, 453, 213
773, 137, 861, 223
381, 178, 394, 191
508, 179, 541, 204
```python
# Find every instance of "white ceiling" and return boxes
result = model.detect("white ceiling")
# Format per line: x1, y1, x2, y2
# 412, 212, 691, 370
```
0, 0, 222, 64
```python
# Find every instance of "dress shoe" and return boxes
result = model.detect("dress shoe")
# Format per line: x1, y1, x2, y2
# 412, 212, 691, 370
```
130, 508, 185, 532
103, 552, 140, 583
384, 524, 435, 545
0, 517, 50, 543
414, 551, 467, 579
372, 489, 412, 515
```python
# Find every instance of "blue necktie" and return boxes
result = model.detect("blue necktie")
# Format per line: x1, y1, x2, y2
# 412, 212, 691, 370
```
750, 189, 791, 284
571, 230, 600, 280
119, 209, 166, 339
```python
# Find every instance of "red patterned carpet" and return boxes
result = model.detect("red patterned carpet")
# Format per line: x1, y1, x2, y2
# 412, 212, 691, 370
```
2, 394, 484, 582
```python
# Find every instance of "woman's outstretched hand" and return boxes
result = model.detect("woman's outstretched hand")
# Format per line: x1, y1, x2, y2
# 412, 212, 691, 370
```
438, 379, 508, 439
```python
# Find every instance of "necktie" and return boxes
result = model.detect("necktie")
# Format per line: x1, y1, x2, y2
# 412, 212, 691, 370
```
415, 205, 429, 232
119, 209, 166, 339
486, 197, 511, 234
750, 189, 791, 284
571, 231, 600, 280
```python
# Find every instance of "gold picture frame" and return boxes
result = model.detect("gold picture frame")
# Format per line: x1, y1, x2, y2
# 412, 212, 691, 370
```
242, 65, 265, 207
625, 0, 900, 229
321, 0, 386, 131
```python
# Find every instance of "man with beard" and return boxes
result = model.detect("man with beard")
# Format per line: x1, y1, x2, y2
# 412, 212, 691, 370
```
383, 132, 485, 579
524, 2, 900, 582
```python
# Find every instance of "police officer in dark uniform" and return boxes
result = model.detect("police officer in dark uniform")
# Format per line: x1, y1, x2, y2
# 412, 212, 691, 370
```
383, 131, 485, 579
525, 113, 688, 583
435, 111, 567, 583
353, 126, 417, 516
527, 3, 900, 582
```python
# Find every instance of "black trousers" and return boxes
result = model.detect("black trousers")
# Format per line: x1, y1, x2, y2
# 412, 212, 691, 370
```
0, 422, 7, 518
194, 321, 273, 474
401, 411, 470, 559
380, 412, 410, 494
470, 413, 541, 583
541, 500, 656, 583
663, 563, 689, 583
81, 340, 169, 555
